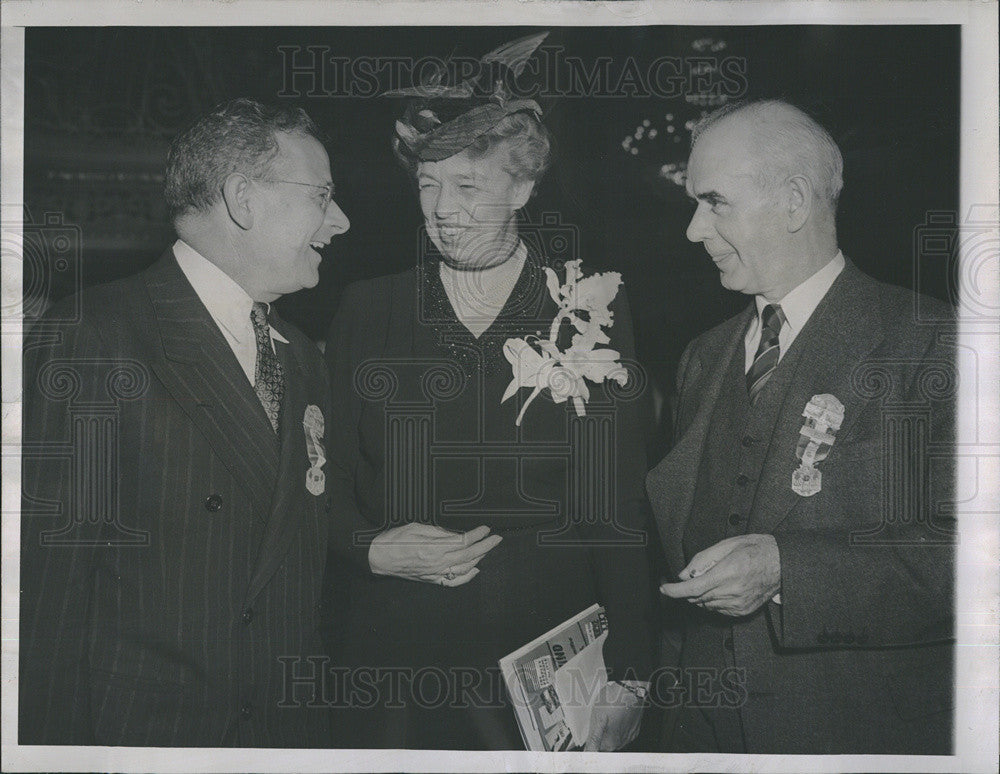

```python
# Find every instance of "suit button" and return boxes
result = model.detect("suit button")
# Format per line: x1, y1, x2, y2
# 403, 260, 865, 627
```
204, 494, 223, 512
241, 607, 253, 625
817, 632, 828, 644
741, 435, 756, 447
723, 635, 734, 652
728, 513, 742, 526
735, 474, 750, 487
856, 631, 868, 645
843, 632, 855, 644
240, 702, 253, 720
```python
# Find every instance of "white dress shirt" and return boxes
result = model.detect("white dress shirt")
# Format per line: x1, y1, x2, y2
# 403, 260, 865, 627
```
173, 239, 288, 385
744, 251, 846, 372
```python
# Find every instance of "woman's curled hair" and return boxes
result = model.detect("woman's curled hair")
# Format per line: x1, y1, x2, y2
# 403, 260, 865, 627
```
393, 111, 551, 183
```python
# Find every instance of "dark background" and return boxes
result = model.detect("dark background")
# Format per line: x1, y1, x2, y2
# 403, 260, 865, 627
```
23, 25, 960, 402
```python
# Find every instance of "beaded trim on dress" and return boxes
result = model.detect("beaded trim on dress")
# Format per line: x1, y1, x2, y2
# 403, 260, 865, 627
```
418, 247, 554, 378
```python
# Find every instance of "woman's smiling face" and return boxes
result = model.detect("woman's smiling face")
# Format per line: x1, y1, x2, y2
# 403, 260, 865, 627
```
417, 146, 534, 270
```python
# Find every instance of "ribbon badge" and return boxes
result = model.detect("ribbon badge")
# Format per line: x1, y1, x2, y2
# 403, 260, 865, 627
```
792, 394, 845, 497
302, 404, 326, 496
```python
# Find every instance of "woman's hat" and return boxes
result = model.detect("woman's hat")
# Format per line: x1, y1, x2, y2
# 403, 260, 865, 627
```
387, 32, 548, 162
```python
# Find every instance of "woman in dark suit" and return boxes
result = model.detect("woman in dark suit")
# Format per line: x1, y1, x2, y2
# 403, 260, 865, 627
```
323, 34, 654, 750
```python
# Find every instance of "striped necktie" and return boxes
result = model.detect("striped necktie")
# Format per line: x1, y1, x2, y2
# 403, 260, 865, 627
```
746, 303, 786, 404
251, 302, 285, 433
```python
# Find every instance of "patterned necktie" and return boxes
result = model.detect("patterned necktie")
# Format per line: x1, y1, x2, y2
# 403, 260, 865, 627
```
746, 303, 786, 404
250, 302, 285, 433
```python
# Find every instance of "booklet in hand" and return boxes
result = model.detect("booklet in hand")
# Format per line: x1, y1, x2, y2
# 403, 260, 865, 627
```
498, 603, 609, 751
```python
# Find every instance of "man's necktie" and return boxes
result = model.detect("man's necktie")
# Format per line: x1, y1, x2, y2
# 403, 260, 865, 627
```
746, 303, 786, 404
251, 302, 285, 433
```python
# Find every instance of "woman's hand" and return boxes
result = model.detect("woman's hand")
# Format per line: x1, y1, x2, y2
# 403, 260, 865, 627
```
368, 523, 502, 586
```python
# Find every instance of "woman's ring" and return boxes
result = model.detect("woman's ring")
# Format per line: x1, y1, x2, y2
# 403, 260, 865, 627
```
445, 570, 456, 581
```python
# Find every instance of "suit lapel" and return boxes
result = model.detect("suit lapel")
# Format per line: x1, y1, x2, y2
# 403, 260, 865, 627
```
144, 251, 280, 522
647, 305, 755, 573
749, 261, 887, 534
246, 320, 317, 603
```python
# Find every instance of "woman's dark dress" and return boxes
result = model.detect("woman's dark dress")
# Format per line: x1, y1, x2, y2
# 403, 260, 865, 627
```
322, 253, 654, 749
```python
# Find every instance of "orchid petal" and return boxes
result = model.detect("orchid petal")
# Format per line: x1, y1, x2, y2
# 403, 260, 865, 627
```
568, 313, 588, 334
564, 260, 582, 288
571, 327, 610, 350
536, 338, 561, 359
544, 267, 562, 305
562, 347, 626, 384
501, 378, 521, 403
515, 385, 542, 426
503, 337, 548, 390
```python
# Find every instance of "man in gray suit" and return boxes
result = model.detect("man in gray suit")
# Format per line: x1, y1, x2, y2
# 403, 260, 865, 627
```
20, 98, 350, 746
647, 100, 954, 754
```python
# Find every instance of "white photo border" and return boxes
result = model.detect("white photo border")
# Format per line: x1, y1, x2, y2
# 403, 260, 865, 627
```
2, 2, 997, 773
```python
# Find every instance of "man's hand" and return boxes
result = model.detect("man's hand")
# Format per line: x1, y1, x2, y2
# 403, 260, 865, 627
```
659, 534, 780, 617
584, 682, 646, 751
368, 523, 502, 587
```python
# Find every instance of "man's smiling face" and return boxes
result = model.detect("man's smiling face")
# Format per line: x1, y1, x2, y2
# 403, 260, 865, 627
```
248, 131, 350, 300
684, 117, 794, 300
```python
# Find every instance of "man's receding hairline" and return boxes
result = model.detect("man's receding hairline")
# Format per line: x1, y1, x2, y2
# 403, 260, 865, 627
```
693, 100, 813, 141
690, 117, 776, 192
694, 108, 775, 154
693, 104, 837, 198
267, 129, 329, 174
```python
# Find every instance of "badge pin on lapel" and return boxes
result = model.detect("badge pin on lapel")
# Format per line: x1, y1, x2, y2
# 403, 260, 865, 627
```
306, 466, 325, 497
303, 404, 326, 496
792, 394, 844, 497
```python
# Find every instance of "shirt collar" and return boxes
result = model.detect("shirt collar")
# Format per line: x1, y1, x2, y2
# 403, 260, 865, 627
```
755, 250, 845, 334
172, 239, 288, 344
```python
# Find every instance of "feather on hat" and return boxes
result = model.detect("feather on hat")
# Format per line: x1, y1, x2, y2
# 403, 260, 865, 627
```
387, 32, 548, 162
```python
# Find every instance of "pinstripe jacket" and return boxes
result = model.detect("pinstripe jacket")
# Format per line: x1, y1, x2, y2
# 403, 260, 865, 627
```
19, 250, 334, 747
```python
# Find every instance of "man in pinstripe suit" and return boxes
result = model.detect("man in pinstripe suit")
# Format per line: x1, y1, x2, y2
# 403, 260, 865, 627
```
19, 98, 350, 746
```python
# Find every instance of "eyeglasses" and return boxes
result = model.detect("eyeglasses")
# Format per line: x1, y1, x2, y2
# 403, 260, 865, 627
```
260, 179, 336, 208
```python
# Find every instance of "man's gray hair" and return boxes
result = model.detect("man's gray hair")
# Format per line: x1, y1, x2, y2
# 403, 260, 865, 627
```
691, 99, 844, 205
164, 97, 325, 221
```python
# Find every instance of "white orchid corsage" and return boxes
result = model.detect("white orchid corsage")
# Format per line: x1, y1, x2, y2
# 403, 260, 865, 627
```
501, 260, 628, 426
